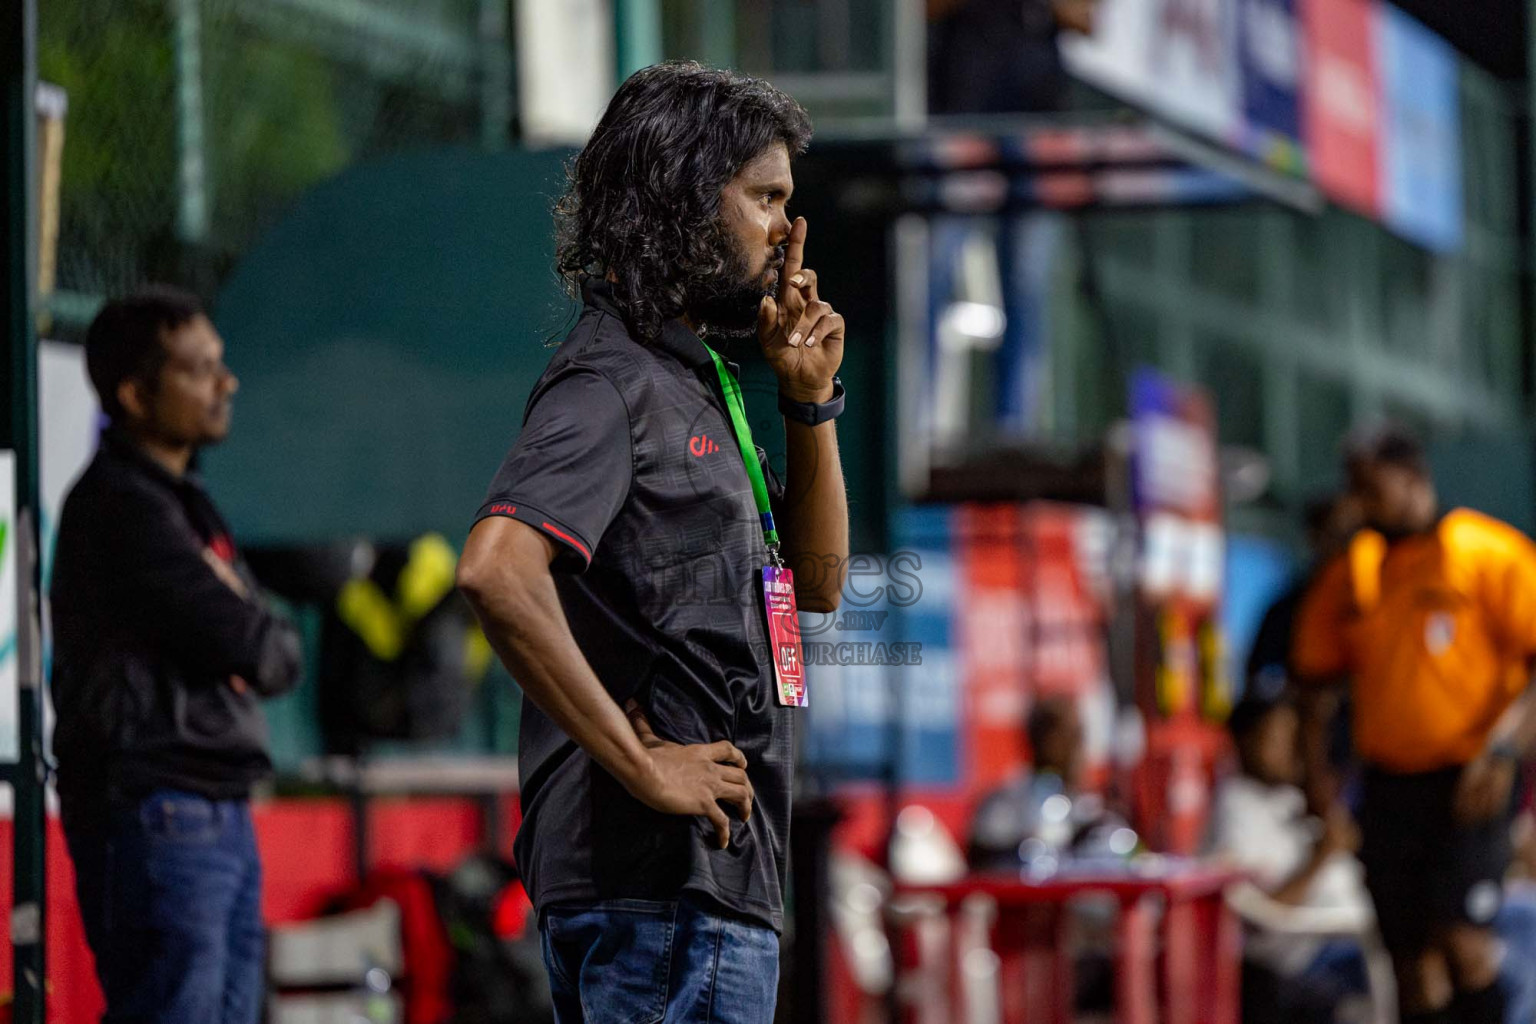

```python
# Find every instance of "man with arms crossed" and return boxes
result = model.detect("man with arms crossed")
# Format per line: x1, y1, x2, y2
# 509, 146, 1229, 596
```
51, 288, 302, 1021
1294, 427, 1536, 1024
457, 62, 849, 1023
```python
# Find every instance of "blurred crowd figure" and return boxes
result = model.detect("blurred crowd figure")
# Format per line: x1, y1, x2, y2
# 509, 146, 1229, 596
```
1211, 688, 1373, 1024
969, 696, 1134, 874
51, 290, 302, 1022
1210, 424, 1536, 1024
1245, 494, 1363, 701
969, 697, 1087, 871
967, 697, 1127, 1015
1246, 492, 1364, 815
963, 423, 1536, 1024
1292, 427, 1536, 1024
928, 0, 1100, 114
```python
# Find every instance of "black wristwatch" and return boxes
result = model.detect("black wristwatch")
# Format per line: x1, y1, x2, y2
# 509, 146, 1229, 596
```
778, 377, 845, 426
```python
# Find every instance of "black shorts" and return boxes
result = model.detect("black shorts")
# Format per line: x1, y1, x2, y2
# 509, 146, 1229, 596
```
1357, 766, 1512, 954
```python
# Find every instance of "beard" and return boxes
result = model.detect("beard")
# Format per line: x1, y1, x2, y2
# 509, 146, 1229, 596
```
689, 231, 785, 339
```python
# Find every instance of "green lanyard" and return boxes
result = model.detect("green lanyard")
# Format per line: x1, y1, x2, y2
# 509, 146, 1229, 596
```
703, 344, 782, 565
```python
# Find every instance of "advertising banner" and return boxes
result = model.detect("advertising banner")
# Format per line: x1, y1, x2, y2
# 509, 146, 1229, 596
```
1062, 0, 1242, 144
1059, 0, 1162, 123
801, 508, 960, 787
1146, 0, 1243, 141
1129, 366, 1225, 716
1063, 0, 1464, 252
1301, 0, 1381, 215
1377, 4, 1463, 251
889, 507, 962, 786
957, 504, 1032, 791
1128, 370, 1228, 853
1021, 503, 1117, 788
953, 502, 1119, 796
1237, 0, 1305, 172
1130, 370, 1220, 526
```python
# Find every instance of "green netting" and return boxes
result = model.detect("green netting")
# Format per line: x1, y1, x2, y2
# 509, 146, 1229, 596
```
39, 0, 509, 321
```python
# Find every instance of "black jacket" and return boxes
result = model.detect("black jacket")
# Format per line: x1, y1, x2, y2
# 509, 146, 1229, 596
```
49, 429, 301, 820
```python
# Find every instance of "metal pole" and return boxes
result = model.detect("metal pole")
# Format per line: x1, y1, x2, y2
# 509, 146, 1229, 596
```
891, 0, 926, 131
173, 0, 209, 243
2, 0, 46, 1019
478, 0, 512, 150
613, 0, 662, 82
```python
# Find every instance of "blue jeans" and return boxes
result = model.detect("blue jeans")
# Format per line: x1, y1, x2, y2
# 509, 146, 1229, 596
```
1296, 940, 1369, 1004
64, 790, 265, 1024
540, 897, 780, 1024
1496, 885, 1536, 1024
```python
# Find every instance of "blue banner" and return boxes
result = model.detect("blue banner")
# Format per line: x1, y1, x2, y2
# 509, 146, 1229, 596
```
1377, 5, 1463, 252
801, 507, 961, 785
1237, 0, 1305, 173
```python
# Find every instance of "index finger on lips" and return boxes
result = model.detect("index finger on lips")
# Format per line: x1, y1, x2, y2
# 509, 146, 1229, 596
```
778, 217, 807, 305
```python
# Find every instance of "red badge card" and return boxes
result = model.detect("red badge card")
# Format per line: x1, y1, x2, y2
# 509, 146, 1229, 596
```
762, 566, 806, 707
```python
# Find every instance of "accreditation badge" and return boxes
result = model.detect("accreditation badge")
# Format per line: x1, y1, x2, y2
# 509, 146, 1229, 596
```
762, 566, 806, 707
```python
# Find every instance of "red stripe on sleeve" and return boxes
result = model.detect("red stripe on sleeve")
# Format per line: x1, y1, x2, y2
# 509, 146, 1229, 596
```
540, 521, 591, 562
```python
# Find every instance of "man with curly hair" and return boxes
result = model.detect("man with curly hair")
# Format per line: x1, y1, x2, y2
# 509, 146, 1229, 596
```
457, 62, 849, 1022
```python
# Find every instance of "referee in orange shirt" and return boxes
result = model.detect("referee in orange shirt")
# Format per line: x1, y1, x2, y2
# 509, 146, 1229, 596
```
1294, 427, 1536, 1024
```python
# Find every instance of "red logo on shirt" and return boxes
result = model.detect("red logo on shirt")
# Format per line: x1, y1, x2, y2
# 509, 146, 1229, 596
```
689, 435, 720, 457
487, 503, 518, 516
209, 534, 236, 563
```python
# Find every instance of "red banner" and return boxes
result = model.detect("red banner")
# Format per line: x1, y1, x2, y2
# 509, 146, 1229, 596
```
956, 504, 1116, 797
957, 505, 1032, 793
1302, 0, 1381, 215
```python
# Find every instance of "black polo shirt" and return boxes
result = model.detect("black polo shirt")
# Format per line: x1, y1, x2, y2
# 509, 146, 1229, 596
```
476, 281, 793, 931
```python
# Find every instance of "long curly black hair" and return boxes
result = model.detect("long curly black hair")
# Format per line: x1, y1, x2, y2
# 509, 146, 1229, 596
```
554, 62, 813, 341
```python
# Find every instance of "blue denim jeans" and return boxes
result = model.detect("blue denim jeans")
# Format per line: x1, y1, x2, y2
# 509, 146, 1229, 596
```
540, 897, 780, 1024
1295, 939, 1369, 1005
63, 789, 265, 1024
1496, 885, 1536, 1024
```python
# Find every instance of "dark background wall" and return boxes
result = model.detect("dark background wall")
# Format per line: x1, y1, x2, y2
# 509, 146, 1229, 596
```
206, 145, 890, 553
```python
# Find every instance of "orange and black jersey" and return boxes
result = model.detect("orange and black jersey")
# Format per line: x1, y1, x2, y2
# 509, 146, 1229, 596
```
1293, 508, 1536, 773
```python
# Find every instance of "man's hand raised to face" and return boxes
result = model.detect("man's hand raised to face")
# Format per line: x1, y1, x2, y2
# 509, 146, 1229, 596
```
757, 217, 845, 403
623, 700, 755, 850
